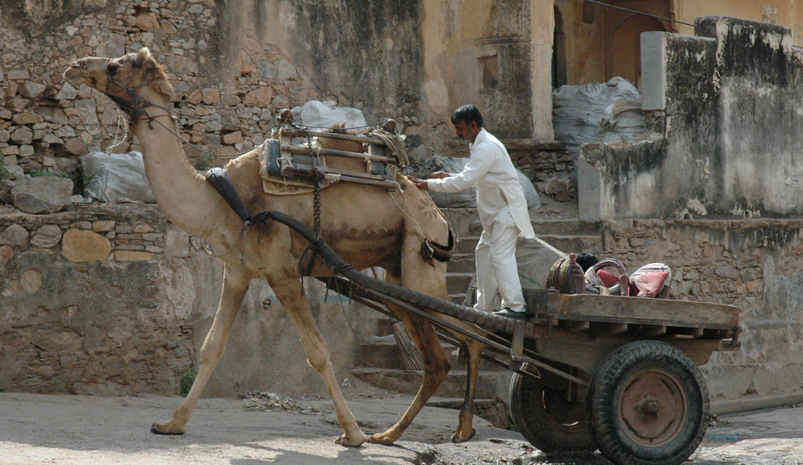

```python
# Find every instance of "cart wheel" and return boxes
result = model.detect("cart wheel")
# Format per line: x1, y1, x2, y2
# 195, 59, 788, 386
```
509, 372, 596, 453
587, 340, 709, 465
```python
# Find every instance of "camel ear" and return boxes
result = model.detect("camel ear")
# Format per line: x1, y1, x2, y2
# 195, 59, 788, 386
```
152, 79, 176, 101
137, 47, 152, 64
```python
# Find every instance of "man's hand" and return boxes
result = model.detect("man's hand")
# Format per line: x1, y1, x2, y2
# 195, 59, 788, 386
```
407, 176, 428, 189
431, 171, 452, 179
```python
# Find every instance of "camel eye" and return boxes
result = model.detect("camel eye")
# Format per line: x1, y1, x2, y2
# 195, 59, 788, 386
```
106, 62, 120, 75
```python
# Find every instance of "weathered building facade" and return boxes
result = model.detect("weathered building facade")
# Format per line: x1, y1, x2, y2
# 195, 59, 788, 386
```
3, 0, 803, 413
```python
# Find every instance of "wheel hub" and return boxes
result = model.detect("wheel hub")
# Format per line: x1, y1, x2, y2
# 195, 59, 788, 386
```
620, 370, 686, 445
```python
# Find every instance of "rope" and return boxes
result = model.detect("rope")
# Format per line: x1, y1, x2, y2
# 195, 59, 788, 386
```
363, 127, 409, 169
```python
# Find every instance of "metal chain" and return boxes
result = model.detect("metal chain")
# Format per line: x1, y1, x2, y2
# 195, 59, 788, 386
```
305, 130, 322, 237
313, 173, 322, 236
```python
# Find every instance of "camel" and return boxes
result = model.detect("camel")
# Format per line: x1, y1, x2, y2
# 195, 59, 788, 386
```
63, 47, 487, 446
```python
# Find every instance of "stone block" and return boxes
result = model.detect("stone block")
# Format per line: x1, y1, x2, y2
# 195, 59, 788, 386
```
92, 220, 116, 232
134, 224, 154, 233
0, 223, 30, 246
19, 269, 43, 293
22, 81, 46, 99
55, 83, 79, 100
7, 69, 30, 80
222, 131, 243, 145
201, 88, 220, 104
186, 89, 203, 104
10, 127, 33, 144
11, 176, 73, 214
61, 229, 112, 262
31, 224, 63, 248
0, 245, 13, 265
12, 112, 44, 125
64, 138, 87, 155
243, 87, 273, 106
115, 250, 154, 261
19, 145, 34, 157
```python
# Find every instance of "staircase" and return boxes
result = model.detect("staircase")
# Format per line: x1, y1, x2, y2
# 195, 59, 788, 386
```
350, 207, 604, 413
350, 317, 509, 399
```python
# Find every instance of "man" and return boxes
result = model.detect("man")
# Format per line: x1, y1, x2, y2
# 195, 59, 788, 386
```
409, 105, 535, 319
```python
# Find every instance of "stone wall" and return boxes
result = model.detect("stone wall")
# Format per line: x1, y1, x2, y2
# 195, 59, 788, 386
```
0, 0, 568, 201
580, 16, 803, 220
599, 218, 803, 407
0, 204, 380, 397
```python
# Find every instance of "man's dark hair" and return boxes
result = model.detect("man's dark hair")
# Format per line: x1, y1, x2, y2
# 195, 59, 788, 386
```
451, 104, 483, 127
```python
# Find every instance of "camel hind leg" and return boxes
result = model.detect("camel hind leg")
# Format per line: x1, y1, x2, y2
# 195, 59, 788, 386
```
367, 276, 451, 445
366, 246, 486, 445
450, 337, 484, 442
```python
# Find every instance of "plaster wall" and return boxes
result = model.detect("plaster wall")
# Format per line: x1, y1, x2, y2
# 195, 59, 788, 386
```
580, 16, 803, 221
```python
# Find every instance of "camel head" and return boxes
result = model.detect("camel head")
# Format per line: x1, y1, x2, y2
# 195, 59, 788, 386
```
63, 47, 175, 117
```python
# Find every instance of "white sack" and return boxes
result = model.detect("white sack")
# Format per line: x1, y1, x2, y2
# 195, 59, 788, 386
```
552, 77, 642, 156
290, 100, 367, 129
82, 151, 155, 203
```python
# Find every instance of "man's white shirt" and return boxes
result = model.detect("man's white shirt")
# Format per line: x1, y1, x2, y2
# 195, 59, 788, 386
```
427, 128, 535, 241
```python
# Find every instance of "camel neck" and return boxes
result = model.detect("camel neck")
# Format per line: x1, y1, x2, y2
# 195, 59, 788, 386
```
130, 106, 220, 238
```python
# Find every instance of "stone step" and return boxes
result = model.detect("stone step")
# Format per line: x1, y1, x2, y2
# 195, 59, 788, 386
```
360, 340, 506, 371
455, 237, 479, 255
360, 340, 402, 369
350, 367, 510, 399
447, 253, 476, 273
447, 272, 474, 295
376, 316, 397, 337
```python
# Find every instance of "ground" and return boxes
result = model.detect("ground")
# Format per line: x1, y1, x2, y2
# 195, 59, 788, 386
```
1, 385, 802, 465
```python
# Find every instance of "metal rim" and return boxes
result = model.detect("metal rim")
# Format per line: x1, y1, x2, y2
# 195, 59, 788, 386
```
541, 385, 586, 431
618, 368, 688, 448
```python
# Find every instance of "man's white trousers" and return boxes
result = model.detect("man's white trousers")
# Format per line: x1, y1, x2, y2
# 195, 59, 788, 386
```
473, 221, 525, 313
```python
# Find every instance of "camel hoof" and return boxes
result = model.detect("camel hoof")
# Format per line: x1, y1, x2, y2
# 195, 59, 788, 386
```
367, 433, 396, 446
151, 422, 185, 435
450, 428, 476, 443
335, 432, 366, 447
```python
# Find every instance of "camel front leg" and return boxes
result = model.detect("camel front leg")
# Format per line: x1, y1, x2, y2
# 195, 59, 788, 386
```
270, 278, 366, 447
368, 310, 450, 445
151, 265, 251, 435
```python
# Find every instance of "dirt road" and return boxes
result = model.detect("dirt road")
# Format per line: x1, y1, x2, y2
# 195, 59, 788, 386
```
1, 391, 802, 464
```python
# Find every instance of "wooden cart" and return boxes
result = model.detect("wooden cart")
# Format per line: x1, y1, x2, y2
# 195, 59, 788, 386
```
504, 289, 740, 465
341, 280, 740, 465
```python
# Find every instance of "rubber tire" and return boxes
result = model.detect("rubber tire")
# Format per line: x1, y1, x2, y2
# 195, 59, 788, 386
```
587, 340, 709, 465
509, 372, 596, 453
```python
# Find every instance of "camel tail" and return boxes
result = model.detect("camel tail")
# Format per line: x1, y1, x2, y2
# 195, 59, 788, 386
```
421, 230, 455, 266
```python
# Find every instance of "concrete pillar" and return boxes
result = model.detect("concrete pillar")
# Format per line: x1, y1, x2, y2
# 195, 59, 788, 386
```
641, 32, 668, 111
530, 0, 555, 140
578, 153, 605, 221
